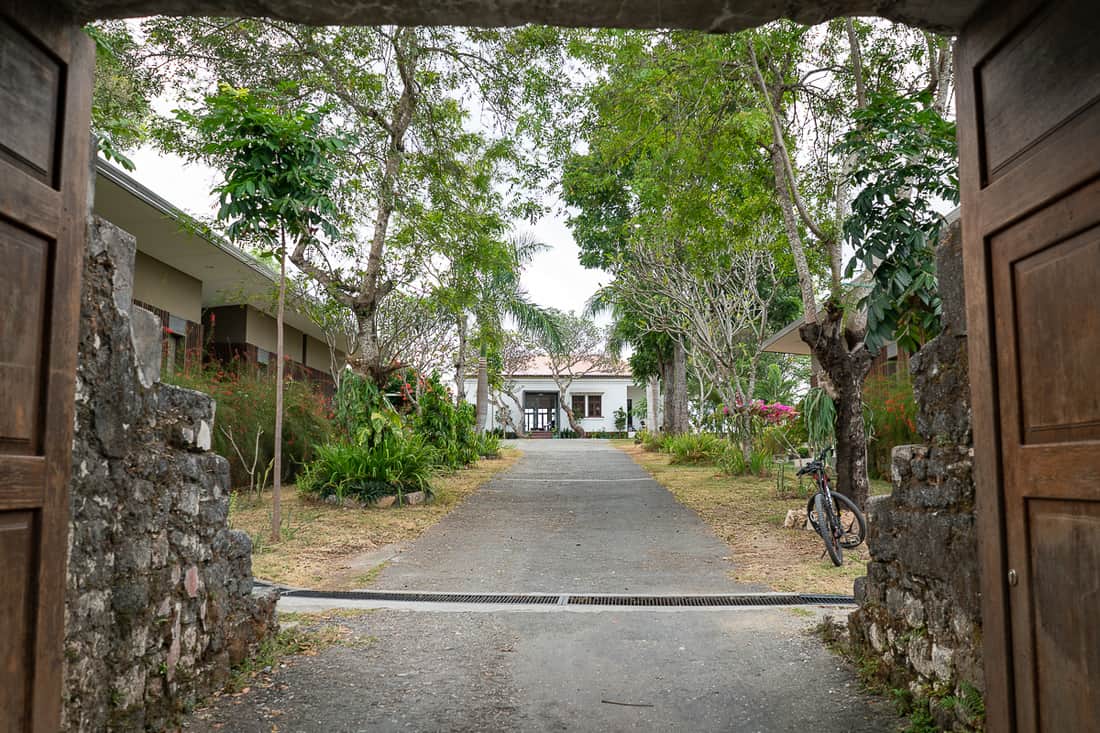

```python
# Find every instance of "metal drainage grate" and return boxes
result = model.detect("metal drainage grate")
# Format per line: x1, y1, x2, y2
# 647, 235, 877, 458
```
281, 589, 560, 605
276, 589, 855, 607
566, 594, 854, 607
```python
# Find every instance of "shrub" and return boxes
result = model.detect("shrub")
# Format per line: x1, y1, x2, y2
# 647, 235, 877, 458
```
413, 373, 479, 468
166, 358, 331, 489
717, 442, 747, 475
333, 372, 391, 440
556, 429, 579, 439
666, 433, 724, 465
863, 372, 921, 478
297, 430, 437, 502
477, 432, 501, 458
639, 429, 667, 452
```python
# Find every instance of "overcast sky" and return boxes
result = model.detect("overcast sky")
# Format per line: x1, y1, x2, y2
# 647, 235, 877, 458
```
124, 146, 610, 318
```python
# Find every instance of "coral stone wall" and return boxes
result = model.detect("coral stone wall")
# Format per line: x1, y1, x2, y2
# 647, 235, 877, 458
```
63, 216, 276, 731
848, 218, 984, 730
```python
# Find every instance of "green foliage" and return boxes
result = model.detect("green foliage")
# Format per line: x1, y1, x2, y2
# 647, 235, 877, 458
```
863, 372, 921, 478
85, 22, 161, 170
333, 373, 393, 440
666, 433, 725, 465
636, 429, 667, 453
178, 84, 347, 254
477, 432, 502, 458
716, 443, 747, 476
413, 374, 480, 468
838, 90, 959, 353
165, 361, 331, 487
613, 407, 628, 431
296, 432, 436, 502
800, 388, 836, 454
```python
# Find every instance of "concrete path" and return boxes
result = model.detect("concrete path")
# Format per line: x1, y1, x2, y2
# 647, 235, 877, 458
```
190, 441, 900, 732
372, 439, 758, 594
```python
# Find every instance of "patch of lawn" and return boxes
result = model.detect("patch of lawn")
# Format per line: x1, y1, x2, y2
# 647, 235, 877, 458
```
616, 443, 873, 595
230, 448, 520, 589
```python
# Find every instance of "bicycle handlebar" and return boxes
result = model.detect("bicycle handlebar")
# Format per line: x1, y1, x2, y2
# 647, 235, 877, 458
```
796, 447, 833, 477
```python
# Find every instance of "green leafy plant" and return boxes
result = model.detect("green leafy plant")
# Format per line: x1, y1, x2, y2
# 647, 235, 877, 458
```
613, 407, 628, 431
297, 433, 437, 502
800, 387, 836, 455
717, 443, 748, 476
181, 83, 347, 541
413, 373, 480, 468
837, 89, 959, 353
477, 432, 502, 458
666, 433, 725, 465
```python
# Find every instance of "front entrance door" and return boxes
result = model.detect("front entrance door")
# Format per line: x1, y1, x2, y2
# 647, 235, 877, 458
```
0, 4, 93, 730
523, 392, 558, 432
958, 0, 1100, 729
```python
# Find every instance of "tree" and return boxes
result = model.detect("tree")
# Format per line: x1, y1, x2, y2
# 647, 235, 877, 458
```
141, 19, 567, 386
85, 21, 161, 170
541, 311, 615, 437
744, 21, 954, 508
183, 85, 344, 542
615, 239, 785, 458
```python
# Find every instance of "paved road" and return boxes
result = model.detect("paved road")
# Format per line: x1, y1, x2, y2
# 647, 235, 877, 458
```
373, 439, 758, 593
191, 441, 899, 732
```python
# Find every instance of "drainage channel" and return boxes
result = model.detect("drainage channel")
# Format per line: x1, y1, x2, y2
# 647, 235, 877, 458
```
271, 587, 855, 609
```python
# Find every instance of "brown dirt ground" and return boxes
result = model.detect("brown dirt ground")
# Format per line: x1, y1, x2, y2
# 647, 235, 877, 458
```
612, 441, 887, 595
228, 448, 521, 589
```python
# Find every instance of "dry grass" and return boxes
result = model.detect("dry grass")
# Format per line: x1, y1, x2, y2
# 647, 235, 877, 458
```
613, 441, 877, 595
229, 448, 520, 589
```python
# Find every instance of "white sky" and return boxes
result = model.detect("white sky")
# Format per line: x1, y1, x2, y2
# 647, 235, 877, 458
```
124, 146, 610, 318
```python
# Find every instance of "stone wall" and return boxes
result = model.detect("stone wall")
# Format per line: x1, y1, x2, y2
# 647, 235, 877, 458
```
848, 218, 984, 730
63, 216, 276, 731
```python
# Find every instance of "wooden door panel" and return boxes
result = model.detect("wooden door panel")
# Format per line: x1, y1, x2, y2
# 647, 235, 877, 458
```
975, 0, 1100, 180
959, 0, 1100, 729
0, 220, 49, 454
0, 511, 36, 732
1027, 500, 1100, 732
0, 20, 62, 183
0, 4, 92, 730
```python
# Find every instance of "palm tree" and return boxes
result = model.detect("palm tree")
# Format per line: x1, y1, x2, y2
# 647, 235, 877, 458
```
470, 234, 563, 432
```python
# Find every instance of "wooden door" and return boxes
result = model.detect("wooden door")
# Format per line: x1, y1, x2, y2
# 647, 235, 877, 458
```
957, 0, 1100, 729
0, 3, 93, 731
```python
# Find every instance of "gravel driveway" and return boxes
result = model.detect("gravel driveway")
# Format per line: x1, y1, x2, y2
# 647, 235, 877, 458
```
190, 440, 899, 732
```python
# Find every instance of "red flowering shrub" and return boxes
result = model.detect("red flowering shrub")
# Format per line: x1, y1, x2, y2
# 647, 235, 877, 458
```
166, 355, 333, 488
863, 371, 921, 478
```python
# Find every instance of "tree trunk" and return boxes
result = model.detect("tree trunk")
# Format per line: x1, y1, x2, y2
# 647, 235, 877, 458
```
503, 390, 527, 438
647, 375, 659, 432
662, 341, 690, 433
475, 349, 488, 432
454, 315, 467, 405
800, 303, 874, 509
559, 398, 586, 437
271, 241, 287, 543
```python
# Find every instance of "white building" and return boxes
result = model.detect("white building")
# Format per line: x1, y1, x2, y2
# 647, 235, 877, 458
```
465, 356, 647, 435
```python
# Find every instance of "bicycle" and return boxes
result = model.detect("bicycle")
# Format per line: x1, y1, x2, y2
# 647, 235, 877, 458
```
796, 447, 867, 566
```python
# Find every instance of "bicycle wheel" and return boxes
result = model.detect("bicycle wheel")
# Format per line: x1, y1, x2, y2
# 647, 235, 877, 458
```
830, 492, 867, 549
814, 493, 843, 566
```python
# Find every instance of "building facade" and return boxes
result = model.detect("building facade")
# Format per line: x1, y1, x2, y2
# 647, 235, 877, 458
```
465, 357, 646, 435
93, 159, 346, 387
